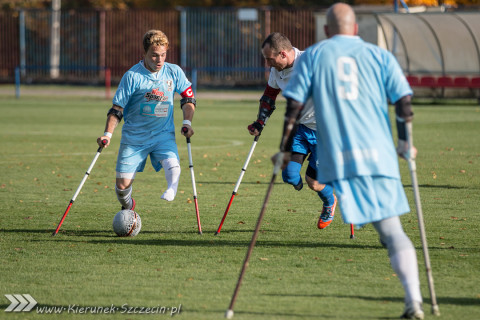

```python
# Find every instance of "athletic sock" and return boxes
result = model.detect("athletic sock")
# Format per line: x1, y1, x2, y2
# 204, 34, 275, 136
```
317, 183, 335, 207
116, 185, 133, 209
390, 248, 423, 304
161, 158, 180, 201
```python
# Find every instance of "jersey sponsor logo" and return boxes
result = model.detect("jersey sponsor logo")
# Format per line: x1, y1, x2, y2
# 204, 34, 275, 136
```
144, 88, 169, 102
140, 103, 169, 118
165, 80, 174, 91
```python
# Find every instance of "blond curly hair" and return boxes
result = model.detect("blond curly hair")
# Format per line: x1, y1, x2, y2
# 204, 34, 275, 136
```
142, 30, 169, 53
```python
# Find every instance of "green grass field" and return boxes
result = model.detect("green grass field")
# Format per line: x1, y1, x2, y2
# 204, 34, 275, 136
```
0, 87, 479, 319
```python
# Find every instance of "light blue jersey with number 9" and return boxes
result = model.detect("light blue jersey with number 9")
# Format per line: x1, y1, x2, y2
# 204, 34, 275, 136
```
283, 35, 412, 183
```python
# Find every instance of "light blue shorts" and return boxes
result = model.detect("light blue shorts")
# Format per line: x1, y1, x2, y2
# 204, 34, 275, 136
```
332, 176, 410, 226
116, 139, 179, 173
291, 124, 317, 170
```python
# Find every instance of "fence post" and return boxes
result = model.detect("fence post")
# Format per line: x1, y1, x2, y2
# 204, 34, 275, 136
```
191, 68, 197, 94
15, 66, 20, 99
105, 68, 111, 100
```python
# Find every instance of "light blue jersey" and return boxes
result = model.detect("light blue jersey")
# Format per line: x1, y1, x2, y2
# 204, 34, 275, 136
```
283, 35, 412, 183
113, 61, 191, 146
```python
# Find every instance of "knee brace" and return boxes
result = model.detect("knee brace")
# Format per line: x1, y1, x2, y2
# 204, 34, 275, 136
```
282, 161, 302, 186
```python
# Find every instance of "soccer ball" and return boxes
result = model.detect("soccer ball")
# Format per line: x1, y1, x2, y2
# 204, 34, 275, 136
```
112, 209, 142, 237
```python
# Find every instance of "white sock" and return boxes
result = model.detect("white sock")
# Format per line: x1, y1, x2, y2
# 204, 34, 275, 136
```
115, 185, 133, 209
373, 217, 423, 305
390, 248, 423, 304
161, 158, 180, 201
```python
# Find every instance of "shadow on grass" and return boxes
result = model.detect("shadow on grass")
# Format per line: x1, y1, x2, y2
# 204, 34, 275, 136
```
184, 307, 334, 319
25, 236, 383, 250
265, 292, 479, 307
2, 229, 454, 252
403, 184, 469, 190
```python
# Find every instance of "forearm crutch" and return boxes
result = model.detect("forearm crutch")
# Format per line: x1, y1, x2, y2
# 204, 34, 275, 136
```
406, 122, 440, 316
215, 135, 259, 235
225, 153, 283, 319
52, 140, 107, 236
182, 127, 202, 235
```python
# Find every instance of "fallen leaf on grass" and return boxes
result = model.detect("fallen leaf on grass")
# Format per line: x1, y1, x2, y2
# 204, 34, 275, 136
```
259, 257, 268, 261
23, 216, 32, 220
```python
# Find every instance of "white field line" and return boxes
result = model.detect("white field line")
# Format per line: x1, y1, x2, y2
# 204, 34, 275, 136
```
0, 140, 244, 163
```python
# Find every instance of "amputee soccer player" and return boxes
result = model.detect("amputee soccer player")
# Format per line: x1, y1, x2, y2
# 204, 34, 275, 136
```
275, 3, 424, 319
248, 32, 337, 229
97, 30, 196, 210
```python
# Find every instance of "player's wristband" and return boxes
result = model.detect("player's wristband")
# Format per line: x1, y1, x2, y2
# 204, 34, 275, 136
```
182, 120, 192, 126
104, 132, 112, 138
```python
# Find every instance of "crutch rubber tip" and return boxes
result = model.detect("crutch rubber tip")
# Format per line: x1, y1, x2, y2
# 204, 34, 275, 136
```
51, 232, 58, 237
198, 231, 203, 235
214, 232, 219, 236
432, 305, 440, 316
350, 235, 355, 239
225, 309, 234, 319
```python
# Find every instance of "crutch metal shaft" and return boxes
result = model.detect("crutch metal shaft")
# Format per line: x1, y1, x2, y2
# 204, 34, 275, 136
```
225, 154, 283, 319
215, 136, 259, 235
406, 122, 440, 316
183, 127, 202, 234
52, 141, 107, 236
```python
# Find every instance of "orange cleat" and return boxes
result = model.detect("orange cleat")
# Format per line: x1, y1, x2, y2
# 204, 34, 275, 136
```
317, 194, 337, 229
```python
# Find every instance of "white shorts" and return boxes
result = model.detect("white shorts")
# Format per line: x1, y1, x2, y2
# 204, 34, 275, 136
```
332, 176, 410, 226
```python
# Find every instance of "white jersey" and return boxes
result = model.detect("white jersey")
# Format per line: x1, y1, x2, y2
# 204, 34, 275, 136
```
267, 48, 316, 130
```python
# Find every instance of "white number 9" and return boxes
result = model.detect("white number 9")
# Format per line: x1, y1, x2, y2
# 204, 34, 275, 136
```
337, 57, 358, 100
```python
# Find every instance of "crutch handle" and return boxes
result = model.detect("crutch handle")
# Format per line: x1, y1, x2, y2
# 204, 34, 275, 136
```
181, 127, 191, 143
97, 139, 109, 152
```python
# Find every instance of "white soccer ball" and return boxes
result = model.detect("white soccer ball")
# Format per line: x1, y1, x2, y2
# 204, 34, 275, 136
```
112, 209, 142, 237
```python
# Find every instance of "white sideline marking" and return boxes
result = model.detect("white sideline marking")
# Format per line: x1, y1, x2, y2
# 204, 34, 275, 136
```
0, 140, 244, 163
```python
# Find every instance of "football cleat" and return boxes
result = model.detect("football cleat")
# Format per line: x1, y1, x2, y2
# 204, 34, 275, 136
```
317, 194, 337, 229
293, 180, 303, 191
400, 301, 424, 319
